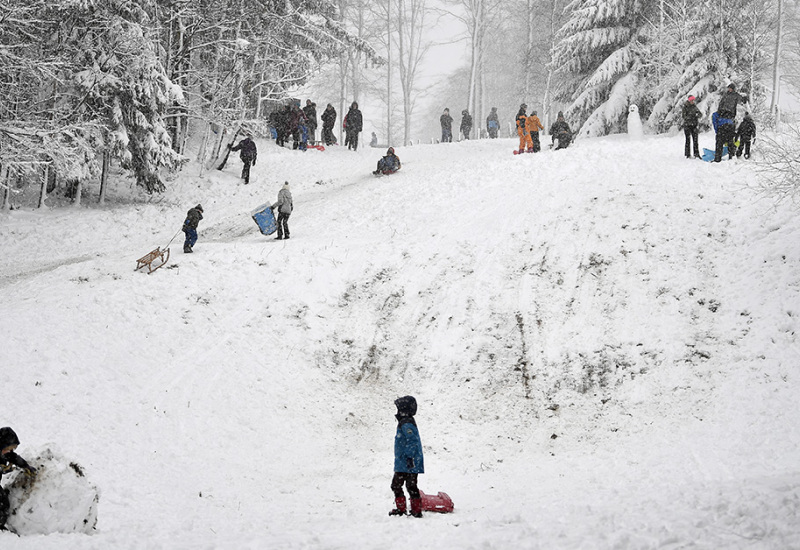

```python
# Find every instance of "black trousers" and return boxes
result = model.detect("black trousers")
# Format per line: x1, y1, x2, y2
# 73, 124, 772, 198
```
531, 132, 541, 152
737, 139, 752, 158
322, 127, 335, 145
684, 127, 700, 158
347, 131, 359, 150
277, 212, 290, 238
715, 124, 736, 161
391, 472, 420, 500
241, 159, 252, 183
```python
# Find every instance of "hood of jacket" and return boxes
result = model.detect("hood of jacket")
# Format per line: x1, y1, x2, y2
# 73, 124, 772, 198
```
0, 427, 20, 449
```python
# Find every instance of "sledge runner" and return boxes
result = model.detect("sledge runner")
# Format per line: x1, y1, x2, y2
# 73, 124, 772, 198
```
1, 427, 36, 532
735, 112, 756, 159
229, 135, 257, 184
549, 111, 573, 150
682, 95, 702, 159
271, 182, 293, 240
373, 147, 401, 176
182, 204, 203, 253
389, 396, 425, 518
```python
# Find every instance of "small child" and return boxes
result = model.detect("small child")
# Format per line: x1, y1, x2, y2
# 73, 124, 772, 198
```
736, 112, 756, 159
182, 204, 203, 253
389, 396, 424, 518
373, 147, 401, 176
1, 427, 36, 531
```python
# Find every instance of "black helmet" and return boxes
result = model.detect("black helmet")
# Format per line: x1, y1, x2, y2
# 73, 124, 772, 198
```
394, 395, 417, 417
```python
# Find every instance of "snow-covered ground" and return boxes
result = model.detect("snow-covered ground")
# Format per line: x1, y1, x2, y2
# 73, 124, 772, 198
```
2, 131, 799, 549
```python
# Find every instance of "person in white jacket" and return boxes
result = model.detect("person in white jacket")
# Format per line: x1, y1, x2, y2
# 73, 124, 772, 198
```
271, 181, 294, 240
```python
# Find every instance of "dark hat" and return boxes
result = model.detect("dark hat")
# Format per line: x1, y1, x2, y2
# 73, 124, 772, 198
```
532, 110, 537, 116
727, 83, 736, 91
520, 103, 527, 109
195, 204, 203, 212
0, 427, 20, 449
394, 395, 417, 417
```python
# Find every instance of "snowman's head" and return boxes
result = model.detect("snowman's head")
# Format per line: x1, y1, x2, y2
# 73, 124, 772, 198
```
629, 104, 639, 114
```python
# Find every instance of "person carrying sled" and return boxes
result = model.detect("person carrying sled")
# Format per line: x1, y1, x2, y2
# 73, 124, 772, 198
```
549, 111, 572, 150
229, 135, 257, 184
302, 100, 318, 144
486, 107, 500, 139
735, 112, 756, 159
681, 95, 702, 159
182, 204, 203, 253
373, 147, 401, 176
389, 396, 424, 518
527, 110, 545, 152
713, 83, 747, 162
1, 427, 36, 532
440, 108, 453, 143
460, 109, 473, 140
270, 182, 293, 240
516, 104, 530, 154
321, 104, 337, 146
344, 102, 363, 151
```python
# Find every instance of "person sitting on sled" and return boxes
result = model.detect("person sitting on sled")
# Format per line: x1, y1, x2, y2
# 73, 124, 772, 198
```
549, 111, 572, 150
389, 396, 424, 518
182, 204, 203, 253
1, 427, 36, 532
373, 147, 401, 176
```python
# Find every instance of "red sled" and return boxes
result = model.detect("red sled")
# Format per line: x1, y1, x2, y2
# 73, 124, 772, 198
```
420, 491, 454, 513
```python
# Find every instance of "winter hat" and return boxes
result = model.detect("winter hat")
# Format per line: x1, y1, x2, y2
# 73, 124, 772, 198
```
395, 396, 417, 417
557, 111, 564, 118
283, 181, 290, 188
727, 83, 736, 91
444, 108, 449, 113
532, 110, 537, 116
195, 204, 203, 212
387, 147, 395, 155
0, 427, 20, 450
688, 95, 696, 102
520, 103, 527, 110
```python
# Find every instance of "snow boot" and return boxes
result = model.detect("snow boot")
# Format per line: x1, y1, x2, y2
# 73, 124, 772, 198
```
409, 498, 423, 518
518, 148, 524, 155
389, 497, 407, 516
183, 245, 193, 253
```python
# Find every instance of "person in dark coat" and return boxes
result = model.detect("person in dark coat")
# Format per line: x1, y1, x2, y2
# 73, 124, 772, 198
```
735, 112, 756, 159
460, 109, 473, 140
182, 204, 203, 253
440, 108, 453, 143
373, 147, 401, 175
302, 100, 318, 144
389, 396, 424, 518
321, 104, 337, 146
1, 427, 36, 531
229, 135, 257, 184
276, 105, 291, 147
549, 111, 572, 150
486, 107, 499, 138
288, 102, 307, 150
270, 182, 293, 240
714, 83, 747, 162
344, 102, 363, 151
681, 95, 703, 159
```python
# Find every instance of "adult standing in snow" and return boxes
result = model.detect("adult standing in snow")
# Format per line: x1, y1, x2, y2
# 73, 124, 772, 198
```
527, 110, 544, 152
736, 112, 756, 159
440, 108, 453, 143
713, 83, 747, 162
321, 103, 337, 146
1, 427, 36, 531
389, 396, 424, 518
549, 111, 572, 150
275, 105, 291, 147
271, 182, 293, 240
345, 102, 363, 151
486, 107, 499, 139
302, 100, 318, 145
182, 204, 203, 253
229, 134, 257, 184
516, 104, 530, 154
289, 101, 307, 150
460, 109, 473, 140
681, 95, 702, 159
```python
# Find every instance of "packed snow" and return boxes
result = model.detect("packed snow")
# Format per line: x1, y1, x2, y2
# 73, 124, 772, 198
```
1, 131, 799, 549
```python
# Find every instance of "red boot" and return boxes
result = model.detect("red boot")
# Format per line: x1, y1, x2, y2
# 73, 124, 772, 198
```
410, 498, 423, 518
389, 497, 407, 516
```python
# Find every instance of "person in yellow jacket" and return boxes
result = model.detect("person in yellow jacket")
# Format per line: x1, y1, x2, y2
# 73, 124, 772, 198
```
516, 104, 531, 154
526, 110, 545, 153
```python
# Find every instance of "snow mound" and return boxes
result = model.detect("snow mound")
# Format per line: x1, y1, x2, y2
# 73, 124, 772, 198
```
6, 446, 99, 535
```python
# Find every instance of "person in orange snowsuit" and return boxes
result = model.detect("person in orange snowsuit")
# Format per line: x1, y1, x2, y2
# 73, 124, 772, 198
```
526, 110, 545, 152
516, 104, 531, 154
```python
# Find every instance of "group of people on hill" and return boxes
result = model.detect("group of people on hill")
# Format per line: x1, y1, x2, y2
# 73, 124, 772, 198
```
439, 108, 474, 142
268, 100, 363, 152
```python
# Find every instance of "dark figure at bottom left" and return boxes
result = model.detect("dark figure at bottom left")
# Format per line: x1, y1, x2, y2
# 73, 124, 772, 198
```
182, 204, 203, 253
1, 427, 37, 532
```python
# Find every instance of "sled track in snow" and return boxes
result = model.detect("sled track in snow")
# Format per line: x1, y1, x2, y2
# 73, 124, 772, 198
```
0, 254, 97, 289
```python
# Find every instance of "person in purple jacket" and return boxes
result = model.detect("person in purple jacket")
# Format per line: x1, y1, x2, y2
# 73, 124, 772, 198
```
389, 395, 425, 517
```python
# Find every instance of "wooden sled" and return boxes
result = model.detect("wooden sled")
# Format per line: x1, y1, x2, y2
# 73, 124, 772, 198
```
135, 247, 170, 274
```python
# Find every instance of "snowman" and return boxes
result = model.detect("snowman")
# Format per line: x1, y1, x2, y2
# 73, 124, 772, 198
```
627, 104, 644, 139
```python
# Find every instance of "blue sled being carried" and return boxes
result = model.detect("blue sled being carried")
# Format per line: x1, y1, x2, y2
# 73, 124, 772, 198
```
251, 203, 277, 235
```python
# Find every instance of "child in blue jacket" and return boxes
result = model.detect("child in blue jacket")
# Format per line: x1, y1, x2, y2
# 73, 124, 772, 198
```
389, 395, 424, 517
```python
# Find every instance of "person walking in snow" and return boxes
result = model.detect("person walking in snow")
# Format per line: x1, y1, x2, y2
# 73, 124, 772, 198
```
271, 182, 293, 240
344, 102, 363, 151
681, 95, 702, 159
182, 204, 203, 253
549, 111, 572, 150
229, 134, 257, 184
1, 427, 37, 532
735, 112, 756, 159
440, 108, 453, 143
321, 103, 337, 146
460, 109, 473, 140
302, 100, 318, 144
713, 83, 747, 162
389, 396, 425, 518
486, 107, 499, 139
527, 110, 545, 152
516, 104, 530, 154
373, 147, 401, 175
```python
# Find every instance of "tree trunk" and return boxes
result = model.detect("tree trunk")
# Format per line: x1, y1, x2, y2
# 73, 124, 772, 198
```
770, 0, 783, 115
99, 150, 110, 204
1, 165, 9, 210
39, 165, 49, 209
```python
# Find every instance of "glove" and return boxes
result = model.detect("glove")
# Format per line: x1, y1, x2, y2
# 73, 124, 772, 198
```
181, 225, 187, 233
24, 466, 36, 478
252, 159, 256, 166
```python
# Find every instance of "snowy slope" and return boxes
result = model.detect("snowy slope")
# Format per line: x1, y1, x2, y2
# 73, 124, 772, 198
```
1, 133, 799, 549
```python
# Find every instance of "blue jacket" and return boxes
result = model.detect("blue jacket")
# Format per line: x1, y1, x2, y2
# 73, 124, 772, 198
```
394, 419, 424, 474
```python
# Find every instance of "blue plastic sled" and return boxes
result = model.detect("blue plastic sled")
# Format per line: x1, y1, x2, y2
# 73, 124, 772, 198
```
251, 204, 277, 235
702, 146, 728, 162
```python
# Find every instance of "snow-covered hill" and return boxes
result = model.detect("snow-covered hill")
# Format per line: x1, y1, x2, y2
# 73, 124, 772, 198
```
2, 133, 799, 548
